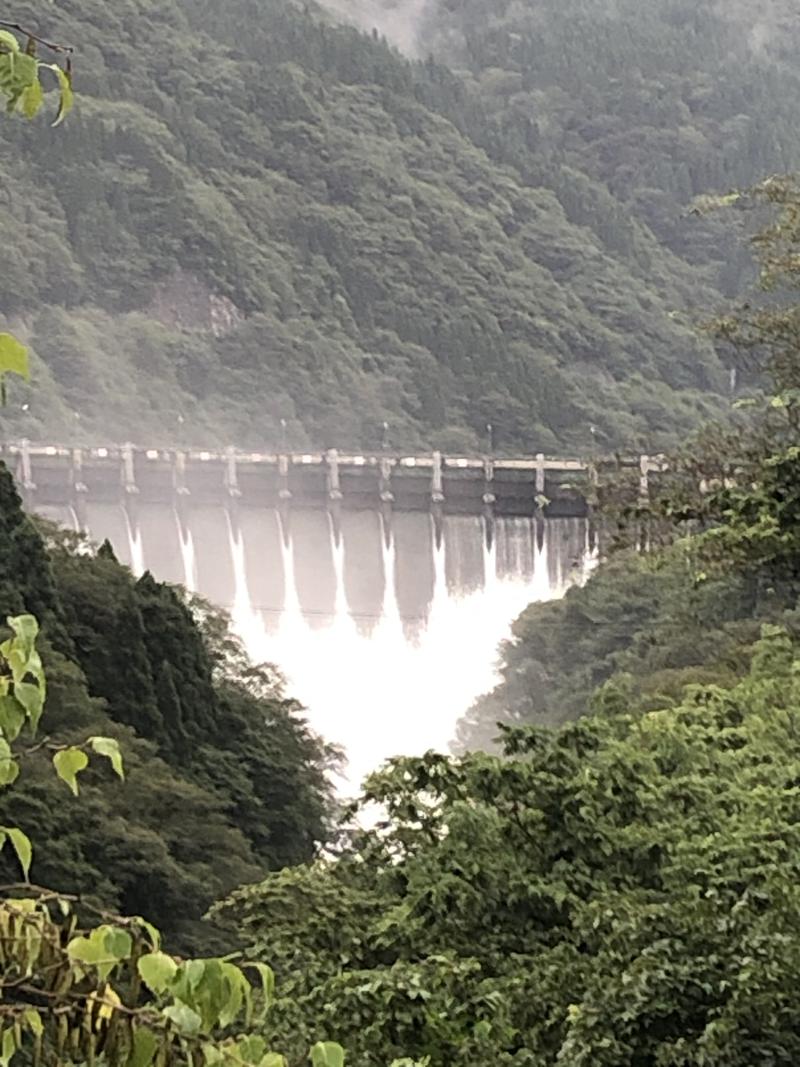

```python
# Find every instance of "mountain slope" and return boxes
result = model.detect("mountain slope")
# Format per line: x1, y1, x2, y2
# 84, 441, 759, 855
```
0, 0, 727, 453
420, 0, 800, 290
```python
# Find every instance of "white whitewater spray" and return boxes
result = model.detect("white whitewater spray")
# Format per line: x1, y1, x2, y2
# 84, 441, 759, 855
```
330, 516, 359, 644
81, 501, 591, 793
179, 520, 198, 593
375, 519, 404, 643
125, 513, 145, 578
238, 514, 589, 791
226, 513, 264, 641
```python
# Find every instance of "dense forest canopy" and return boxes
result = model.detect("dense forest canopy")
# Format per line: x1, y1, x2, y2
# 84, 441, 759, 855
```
337, 0, 800, 288
1, 0, 772, 453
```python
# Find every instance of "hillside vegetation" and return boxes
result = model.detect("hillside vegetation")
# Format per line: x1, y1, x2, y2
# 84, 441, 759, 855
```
0, 0, 744, 453
0, 464, 334, 953
7, 7, 800, 1060
422, 0, 800, 277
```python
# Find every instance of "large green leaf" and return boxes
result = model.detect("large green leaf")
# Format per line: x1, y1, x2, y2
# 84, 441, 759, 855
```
0, 738, 19, 787
162, 1000, 202, 1035
46, 63, 73, 126
247, 962, 276, 1021
53, 747, 89, 795
0, 1026, 18, 1067
21, 1010, 42, 1039
310, 1043, 346, 1067
89, 735, 125, 779
104, 927, 133, 961
8, 614, 39, 648
0, 826, 32, 880
14, 682, 44, 733
137, 951, 178, 994
0, 31, 20, 53
128, 1028, 159, 1067
216, 961, 250, 1030
20, 76, 43, 118
0, 696, 25, 742
67, 925, 132, 982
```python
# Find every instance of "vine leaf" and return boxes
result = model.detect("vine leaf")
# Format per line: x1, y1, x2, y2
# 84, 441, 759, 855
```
0, 738, 19, 786
0, 825, 32, 879
53, 747, 89, 795
0, 333, 29, 379
138, 951, 178, 994
21, 76, 42, 118
47, 63, 73, 126
89, 736, 125, 779
311, 1043, 346, 1067
0, 30, 20, 52
163, 1001, 202, 1035
128, 1027, 159, 1067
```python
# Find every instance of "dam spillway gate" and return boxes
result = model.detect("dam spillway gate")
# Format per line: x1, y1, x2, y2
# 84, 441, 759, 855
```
3, 443, 656, 638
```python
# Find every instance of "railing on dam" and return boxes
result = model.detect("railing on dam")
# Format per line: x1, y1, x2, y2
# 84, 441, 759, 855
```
1, 441, 664, 539
2, 441, 664, 517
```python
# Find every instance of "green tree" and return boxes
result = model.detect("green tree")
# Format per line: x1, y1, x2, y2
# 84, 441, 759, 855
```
0, 606, 343, 1063
221, 626, 800, 1065
0, 475, 336, 954
0, 0, 737, 452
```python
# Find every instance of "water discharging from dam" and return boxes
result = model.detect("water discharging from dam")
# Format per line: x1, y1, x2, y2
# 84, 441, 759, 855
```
39, 503, 594, 789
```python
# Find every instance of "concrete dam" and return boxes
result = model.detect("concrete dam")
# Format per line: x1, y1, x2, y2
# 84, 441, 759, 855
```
6, 442, 652, 784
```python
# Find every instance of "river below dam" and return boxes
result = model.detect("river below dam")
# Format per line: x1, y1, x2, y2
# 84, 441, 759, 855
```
38, 503, 594, 789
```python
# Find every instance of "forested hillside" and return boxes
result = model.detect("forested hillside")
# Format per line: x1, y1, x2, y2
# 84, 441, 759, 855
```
455, 547, 784, 750
342, 0, 800, 291
0, 464, 334, 953
8, 7, 800, 1058
421, 0, 800, 279
0, 0, 745, 453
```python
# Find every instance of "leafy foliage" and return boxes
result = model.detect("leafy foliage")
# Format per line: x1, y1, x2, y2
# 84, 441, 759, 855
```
0, 18, 351, 1065
0, 20, 72, 408
454, 546, 772, 750
0, 333, 28, 406
0, 893, 290, 1065
456, 174, 800, 750
0, 22, 72, 124
222, 627, 800, 1064
0, 615, 343, 1066
420, 0, 800, 293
